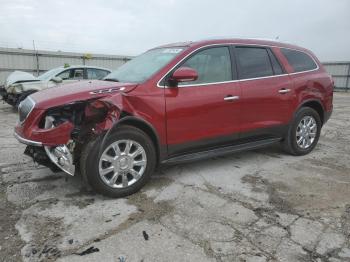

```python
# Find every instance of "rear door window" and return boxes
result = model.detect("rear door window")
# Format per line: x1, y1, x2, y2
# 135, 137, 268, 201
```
57, 69, 84, 80
280, 48, 317, 72
87, 69, 110, 79
235, 47, 274, 79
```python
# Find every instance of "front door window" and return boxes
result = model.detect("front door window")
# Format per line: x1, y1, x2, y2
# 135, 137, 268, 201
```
180, 46, 232, 85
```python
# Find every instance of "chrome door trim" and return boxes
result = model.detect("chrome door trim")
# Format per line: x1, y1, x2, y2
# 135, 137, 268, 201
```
224, 96, 240, 101
278, 88, 291, 94
156, 43, 319, 88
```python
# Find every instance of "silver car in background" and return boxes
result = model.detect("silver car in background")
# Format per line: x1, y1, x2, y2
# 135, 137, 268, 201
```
0, 65, 111, 107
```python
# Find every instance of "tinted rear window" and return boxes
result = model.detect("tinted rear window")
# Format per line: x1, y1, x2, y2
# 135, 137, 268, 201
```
281, 48, 317, 72
236, 47, 274, 79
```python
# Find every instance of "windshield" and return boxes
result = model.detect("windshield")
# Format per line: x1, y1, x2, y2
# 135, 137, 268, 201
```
38, 67, 64, 81
104, 47, 184, 83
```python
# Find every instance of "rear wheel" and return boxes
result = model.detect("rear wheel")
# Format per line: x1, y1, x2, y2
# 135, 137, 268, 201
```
80, 125, 156, 198
282, 107, 321, 155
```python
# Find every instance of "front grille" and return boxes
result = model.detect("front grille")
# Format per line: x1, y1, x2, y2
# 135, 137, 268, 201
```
19, 96, 35, 123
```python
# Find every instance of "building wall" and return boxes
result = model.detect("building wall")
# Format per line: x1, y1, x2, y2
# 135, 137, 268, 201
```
0, 47, 132, 84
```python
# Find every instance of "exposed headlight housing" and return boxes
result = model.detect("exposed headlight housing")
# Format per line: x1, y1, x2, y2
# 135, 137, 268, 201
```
41, 99, 109, 129
11, 83, 23, 94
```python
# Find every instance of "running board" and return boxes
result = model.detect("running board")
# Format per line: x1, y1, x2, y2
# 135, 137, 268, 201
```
162, 138, 281, 165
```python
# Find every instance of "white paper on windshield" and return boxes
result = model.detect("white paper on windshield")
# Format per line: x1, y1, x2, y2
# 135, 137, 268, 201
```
162, 48, 183, 54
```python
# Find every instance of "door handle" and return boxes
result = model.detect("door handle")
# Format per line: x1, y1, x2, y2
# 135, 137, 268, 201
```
224, 95, 240, 101
279, 88, 291, 94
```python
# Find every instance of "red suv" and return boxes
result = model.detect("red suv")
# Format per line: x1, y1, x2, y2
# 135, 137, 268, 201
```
14, 38, 333, 197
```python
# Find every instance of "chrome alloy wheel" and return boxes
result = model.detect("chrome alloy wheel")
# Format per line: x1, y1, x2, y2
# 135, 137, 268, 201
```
98, 139, 147, 188
296, 116, 317, 149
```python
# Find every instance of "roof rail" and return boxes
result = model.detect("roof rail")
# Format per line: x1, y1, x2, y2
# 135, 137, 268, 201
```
196, 36, 288, 43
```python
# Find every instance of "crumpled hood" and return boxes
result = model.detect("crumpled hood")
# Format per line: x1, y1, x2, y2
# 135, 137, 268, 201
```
7, 80, 47, 93
5, 71, 39, 89
30, 80, 138, 109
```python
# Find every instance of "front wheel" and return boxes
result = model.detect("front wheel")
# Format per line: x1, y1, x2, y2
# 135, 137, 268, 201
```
80, 125, 156, 198
282, 107, 321, 156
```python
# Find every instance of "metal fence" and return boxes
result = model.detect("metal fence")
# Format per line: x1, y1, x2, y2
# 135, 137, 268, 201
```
0, 47, 132, 84
323, 62, 350, 91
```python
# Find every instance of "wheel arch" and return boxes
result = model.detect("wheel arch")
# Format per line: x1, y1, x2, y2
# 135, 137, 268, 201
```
112, 114, 162, 165
297, 99, 325, 125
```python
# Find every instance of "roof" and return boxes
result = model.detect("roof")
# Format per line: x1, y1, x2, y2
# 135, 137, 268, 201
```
55, 65, 112, 71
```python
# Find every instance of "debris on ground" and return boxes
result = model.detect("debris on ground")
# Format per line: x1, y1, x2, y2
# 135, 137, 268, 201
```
75, 246, 100, 256
142, 230, 149, 241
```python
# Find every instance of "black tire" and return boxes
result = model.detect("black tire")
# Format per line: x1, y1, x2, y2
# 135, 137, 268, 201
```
80, 125, 156, 198
282, 107, 322, 156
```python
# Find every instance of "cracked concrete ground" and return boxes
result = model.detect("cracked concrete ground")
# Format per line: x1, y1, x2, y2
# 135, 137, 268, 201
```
0, 93, 350, 262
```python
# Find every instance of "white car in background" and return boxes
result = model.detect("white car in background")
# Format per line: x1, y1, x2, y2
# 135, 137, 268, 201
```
0, 65, 111, 107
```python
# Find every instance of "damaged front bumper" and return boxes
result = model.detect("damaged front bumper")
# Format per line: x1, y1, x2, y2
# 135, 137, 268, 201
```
14, 131, 42, 147
14, 96, 120, 177
0, 87, 18, 106
14, 116, 76, 176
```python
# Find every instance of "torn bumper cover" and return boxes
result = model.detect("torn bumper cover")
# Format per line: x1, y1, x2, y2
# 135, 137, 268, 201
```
14, 131, 42, 147
14, 118, 75, 175
14, 120, 74, 146
14, 94, 122, 176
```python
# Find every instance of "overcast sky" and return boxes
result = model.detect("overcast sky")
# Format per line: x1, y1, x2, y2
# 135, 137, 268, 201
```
0, 0, 349, 61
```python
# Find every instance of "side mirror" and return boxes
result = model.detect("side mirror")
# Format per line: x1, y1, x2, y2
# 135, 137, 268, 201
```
169, 67, 198, 85
51, 76, 63, 83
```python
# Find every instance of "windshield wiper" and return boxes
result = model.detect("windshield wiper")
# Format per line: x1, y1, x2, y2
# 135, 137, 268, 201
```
104, 78, 119, 82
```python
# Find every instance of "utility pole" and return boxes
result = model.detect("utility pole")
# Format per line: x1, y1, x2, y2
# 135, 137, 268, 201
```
33, 40, 40, 76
